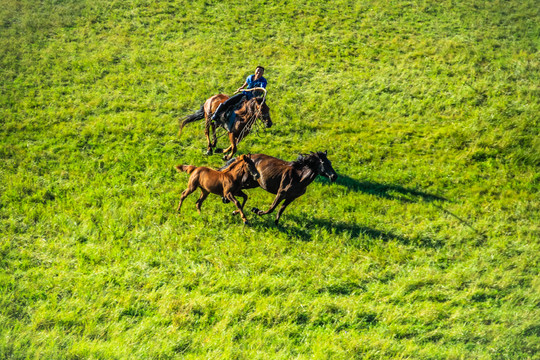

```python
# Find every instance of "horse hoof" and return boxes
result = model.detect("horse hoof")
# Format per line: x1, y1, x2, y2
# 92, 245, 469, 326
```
222, 197, 230, 204
243, 220, 249, 225
206, 149, 213, 156
251, 207, 259, 213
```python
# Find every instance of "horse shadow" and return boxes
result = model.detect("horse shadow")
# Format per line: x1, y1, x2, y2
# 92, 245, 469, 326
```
252, 215, 444, 249
247, 174, 447, 246
317, 174, 448, 203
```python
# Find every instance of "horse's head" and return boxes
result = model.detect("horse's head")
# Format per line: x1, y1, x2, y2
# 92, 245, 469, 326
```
254, 97, 272, 128
314, 151, 338, 182
240, 154, 260, 180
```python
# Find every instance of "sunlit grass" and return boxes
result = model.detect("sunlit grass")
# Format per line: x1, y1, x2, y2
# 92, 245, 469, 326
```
1, 0, 539, 358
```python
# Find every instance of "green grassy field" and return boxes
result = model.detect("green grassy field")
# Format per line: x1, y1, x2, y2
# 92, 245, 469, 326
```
1, 0, 539, 358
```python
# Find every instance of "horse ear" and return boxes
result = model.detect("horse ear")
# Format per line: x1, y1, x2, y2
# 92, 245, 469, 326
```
324, 150, 328, 155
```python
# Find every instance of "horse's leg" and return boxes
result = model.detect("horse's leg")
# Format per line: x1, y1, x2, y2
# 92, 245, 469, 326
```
221, 144, 232, 154
274, 198, 295, 225
211, 122, 217, 148
252, 191, 286, 216
232, 190, 248, 215
195, 189, 209, 214
177, 185, 198, 213
222, 133, 237, 161
229, 133, 238, 158
204, 116, 213, 155
221, 145, 232, 159
226, 193, 249, 224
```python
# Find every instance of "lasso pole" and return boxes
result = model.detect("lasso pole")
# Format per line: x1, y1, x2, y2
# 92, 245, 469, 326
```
233, 87, 267, 105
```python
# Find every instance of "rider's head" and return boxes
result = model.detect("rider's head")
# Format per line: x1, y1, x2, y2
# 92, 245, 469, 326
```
255, 66, 264, 79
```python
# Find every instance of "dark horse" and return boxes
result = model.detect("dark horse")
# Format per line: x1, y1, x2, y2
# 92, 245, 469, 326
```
174, 154, 260, 224
178, 94, 272, 160
224, 151, 338, 225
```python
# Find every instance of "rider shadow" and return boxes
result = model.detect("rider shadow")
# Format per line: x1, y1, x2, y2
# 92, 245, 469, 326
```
319, 174, 448, 203
257, 215, 444, 249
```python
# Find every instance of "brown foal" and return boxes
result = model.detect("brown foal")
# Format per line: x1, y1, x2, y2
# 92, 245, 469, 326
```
174, 154, 260, 224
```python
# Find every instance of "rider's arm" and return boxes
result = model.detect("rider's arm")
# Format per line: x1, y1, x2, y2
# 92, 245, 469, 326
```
236, 81, 248, 93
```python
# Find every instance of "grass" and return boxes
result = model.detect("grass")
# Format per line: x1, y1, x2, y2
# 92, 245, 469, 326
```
1, 0, 539, 358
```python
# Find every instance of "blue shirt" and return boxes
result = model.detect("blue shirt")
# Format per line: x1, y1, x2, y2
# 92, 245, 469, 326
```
243, 74, 267, 99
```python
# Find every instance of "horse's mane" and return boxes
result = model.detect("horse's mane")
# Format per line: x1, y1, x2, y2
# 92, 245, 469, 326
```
291, 152, 323, 170
219, 157, 237, 171
235, 97, 264, 119
220, 156, 244, 173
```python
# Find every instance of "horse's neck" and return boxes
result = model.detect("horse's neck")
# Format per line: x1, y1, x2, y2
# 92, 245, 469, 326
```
236, 112, 248, 124
233, 114, 252, 133
236, 103, 255, 122
224, 161, 244, 180
297, 165, 318, 184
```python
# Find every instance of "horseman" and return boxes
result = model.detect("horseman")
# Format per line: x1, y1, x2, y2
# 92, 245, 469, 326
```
211, 65, 267, 130
178, 65, 272, 159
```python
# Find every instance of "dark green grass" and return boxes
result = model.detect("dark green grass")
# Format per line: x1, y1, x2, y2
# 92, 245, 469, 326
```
1, 0, 539, 358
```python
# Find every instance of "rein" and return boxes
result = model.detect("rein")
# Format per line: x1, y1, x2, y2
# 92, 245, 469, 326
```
235, 87, 267, 144
213, 99, 263, 143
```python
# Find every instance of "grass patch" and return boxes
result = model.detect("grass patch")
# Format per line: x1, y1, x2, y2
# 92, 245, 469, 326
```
1, 0, 539, 358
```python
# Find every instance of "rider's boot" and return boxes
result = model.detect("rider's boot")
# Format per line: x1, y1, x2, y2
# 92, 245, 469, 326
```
223, 117, 232, 132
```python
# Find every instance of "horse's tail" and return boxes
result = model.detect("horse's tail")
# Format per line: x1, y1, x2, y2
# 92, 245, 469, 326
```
178, 104, 205, 137
174, 164, 197, 174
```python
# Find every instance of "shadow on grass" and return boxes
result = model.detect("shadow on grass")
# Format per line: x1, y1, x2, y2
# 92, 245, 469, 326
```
254, 215, 444, 249
317, 174, 486, 243
319, 174, 447, 203
431, 203, 488, 244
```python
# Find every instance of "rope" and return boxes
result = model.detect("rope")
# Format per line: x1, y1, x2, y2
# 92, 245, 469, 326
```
213, 100, 261, 143
232, 87, 268, 145
237, 101, 263, 144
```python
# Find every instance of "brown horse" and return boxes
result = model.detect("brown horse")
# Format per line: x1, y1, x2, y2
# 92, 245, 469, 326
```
223, 151, 338, 225
174, 154, 260, 224
178, 94, 272, 160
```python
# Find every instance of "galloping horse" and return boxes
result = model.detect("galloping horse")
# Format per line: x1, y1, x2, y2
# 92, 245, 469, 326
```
178, 89, 272, 160
224, 151, 338, 225
174, 154, 260, 224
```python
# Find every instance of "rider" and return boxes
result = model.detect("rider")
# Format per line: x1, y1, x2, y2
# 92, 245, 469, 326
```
211, 66, 267, 126
236, 65, 267, 99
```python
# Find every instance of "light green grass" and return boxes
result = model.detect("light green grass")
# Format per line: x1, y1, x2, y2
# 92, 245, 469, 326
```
1, 0, 539, 359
